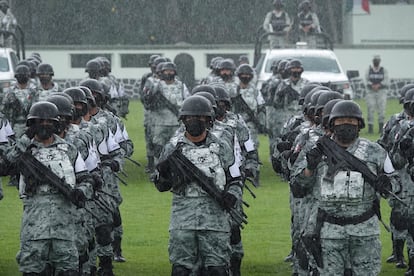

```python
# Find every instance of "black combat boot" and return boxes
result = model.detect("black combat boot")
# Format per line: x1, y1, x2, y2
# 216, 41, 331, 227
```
387, 237, 397, 263
395, 239, 407, 269
171, 264, 191, 276
112, 237, 126, 262
405, 256, 414, 276
230, 256, 242, 276
368, 124, 373, 134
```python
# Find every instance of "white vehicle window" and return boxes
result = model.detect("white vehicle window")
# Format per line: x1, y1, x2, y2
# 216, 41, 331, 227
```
265, 56, 340, 74
0, 57, 9, 72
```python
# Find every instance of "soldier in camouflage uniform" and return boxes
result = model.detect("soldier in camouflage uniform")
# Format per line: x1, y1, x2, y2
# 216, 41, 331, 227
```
0, 111, 13, 199
1, 64, 37, 137
98, 57, 129, 119
293, 100, 397, 276
210, 59, 239, 100
36, 63, 60, 101
1, 101, 93, 275
140, 56, 165, 174
154, 95, 243, 276
199, 56, 223, 85
143, 61, 189, 164
231, 64, 266, 148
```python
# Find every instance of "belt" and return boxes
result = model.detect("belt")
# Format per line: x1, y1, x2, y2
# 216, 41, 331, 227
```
321, 208, 375, 226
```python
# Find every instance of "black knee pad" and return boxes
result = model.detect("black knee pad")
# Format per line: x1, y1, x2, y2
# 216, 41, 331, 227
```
95, 225, 112, 246
171, 264, 191, 276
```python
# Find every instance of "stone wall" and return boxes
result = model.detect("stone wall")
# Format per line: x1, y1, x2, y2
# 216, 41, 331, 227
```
56, 78, 414, 100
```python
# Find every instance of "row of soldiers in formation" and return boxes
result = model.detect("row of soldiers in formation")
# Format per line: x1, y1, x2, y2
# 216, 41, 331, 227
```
265, 57, 414, 275
0, 54, 134, 275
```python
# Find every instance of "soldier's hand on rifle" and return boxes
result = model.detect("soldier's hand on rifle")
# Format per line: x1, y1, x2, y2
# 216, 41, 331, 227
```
306, 146, 323, 171
375, 174, 392, 197
223, 192, 237, 211
277, 141, 292, 153
70, 188, 87, 208
91, 172, 103, 191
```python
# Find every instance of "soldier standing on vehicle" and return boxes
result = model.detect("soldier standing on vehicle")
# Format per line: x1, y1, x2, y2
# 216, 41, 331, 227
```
263, 0, 292, 48
0, 0, 17, 48
154, 95, 243, 276
297, 0, 321, 46
365, 55, 389, 134
1, 101, 93, 276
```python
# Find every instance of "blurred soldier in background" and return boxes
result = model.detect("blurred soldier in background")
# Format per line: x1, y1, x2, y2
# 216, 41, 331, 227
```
0, 0, 17, 48
36, 63, 60, 101
263, 0, 292, 48
297, 0, 321, 47
365, 55, 389, 134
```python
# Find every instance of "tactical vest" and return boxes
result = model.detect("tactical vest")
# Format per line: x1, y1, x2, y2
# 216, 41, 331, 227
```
270, 12, 287, 32
299, 12, 313, 27
178, 142, 226, 197
368, 66, 385, 85
28, 143, 76, 194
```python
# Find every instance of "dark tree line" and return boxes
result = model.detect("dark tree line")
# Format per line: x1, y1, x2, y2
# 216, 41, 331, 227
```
13, 0, 344, 46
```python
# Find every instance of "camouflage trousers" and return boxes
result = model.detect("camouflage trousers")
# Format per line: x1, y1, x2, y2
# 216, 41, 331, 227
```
17, 238, 79, 274
320, 235, 381, 276
365, 89, 387, 125
169, 229, 231, 270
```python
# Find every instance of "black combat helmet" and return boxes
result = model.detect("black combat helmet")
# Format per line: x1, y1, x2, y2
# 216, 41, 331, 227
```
85, 59, 101, 78
79, 79, 104, 95
322, 99, 343, 129
299, 83, 322, 105
179, 95, 213, 119
218, 59, 236, 72
191, 85, 217, 98
236, 64, 254, 76
328, 100, 365, 129
194, 91, 218, 110
36, 63, 54, 76
14, 64, 30, 78
314, 91, 343, 116
212, 85, 231, 110
63, 87, 88, 105
46, 94, 73, 118
26, 101, 59, 126
399, 84, 414, 104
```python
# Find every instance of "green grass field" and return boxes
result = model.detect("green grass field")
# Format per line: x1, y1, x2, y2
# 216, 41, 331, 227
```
0, 99, 406, 275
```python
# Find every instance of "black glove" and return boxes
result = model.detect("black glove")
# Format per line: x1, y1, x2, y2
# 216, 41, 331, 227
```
70, 189, 87, 208
109, 160, 120, 172
222, 192, 237, 210
376, 174, 392, 197
277, 141, 292, 152
306, 146, 323, 171
91, 172, 103, 191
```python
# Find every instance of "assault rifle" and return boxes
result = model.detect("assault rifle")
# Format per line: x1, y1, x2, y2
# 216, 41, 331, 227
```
18, 151, 105, 222
232, 91, 266, 133
150, 86, 179, 117
167, 149, 248, 228
317, 135, 405, 205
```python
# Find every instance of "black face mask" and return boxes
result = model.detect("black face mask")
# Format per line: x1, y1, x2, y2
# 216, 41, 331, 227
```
291, 71, 302, 78
333, 124, 359, 144
239, 76, 252, 85
373, 61, 380, 67
16, 75, 29, 84
221, 74, 232, 82
216, 106, 226, 118
39, 76, 52, 85
34, 124, 56, 140
184, 119, 207, 137
161, 73, 175, 81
